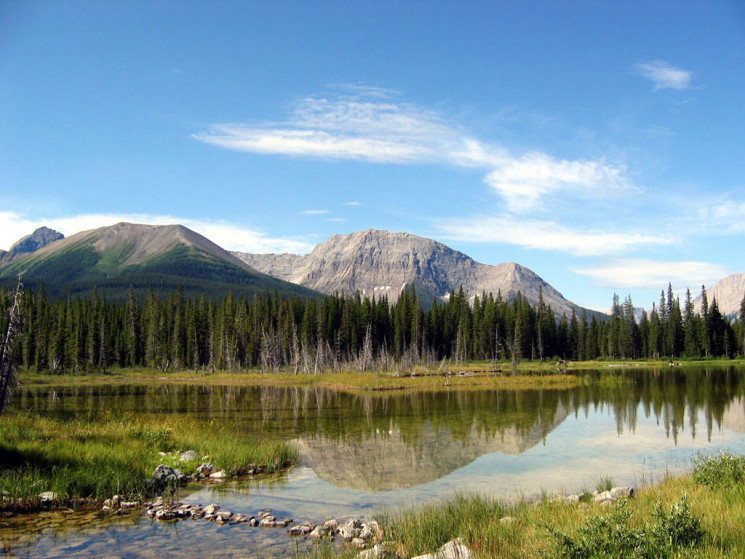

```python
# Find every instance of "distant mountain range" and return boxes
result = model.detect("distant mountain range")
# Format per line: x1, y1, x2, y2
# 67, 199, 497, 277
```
0, 223, 319, 301
234, 229, 590, 317
2, 222, 741, 320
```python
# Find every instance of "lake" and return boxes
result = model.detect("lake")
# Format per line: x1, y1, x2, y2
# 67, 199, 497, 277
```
3, 366, 745, 557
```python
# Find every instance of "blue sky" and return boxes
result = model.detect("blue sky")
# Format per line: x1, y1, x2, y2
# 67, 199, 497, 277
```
1, 1, 744, 310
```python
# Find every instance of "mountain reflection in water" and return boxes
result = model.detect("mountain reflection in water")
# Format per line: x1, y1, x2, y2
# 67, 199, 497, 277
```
16, 366, 745, 495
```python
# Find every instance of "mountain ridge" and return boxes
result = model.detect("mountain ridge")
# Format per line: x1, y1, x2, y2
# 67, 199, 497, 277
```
0, 222, 320, 301
235, 228, 590, 317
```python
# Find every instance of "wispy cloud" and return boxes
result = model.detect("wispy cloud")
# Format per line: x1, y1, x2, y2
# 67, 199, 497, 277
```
699, 200, 745, 233
194, 87, 632, 214
575, 258, 729, 290
344, 201, 362, 206
634, 61, 693, 91
194, 92, 454, 164
300, 209, 329, 215
436, 214, 675, 257
482, 153, 632, 213
0, 211, 314, 254
325, 217, 346, 222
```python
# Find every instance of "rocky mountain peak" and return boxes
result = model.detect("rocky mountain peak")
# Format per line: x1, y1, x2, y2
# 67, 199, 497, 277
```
233, 229, 588, 317
8, 226, 64, 254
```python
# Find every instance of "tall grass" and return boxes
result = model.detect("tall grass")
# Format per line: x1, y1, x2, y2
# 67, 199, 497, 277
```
367, 452, 745, 558
0, 410, 297, 511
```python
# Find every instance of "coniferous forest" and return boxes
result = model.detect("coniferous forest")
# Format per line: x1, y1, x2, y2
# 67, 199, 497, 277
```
1, 282, 743, 375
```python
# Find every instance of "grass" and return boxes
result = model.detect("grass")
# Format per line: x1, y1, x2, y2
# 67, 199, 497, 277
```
0, 409, 297, 512
15, 362, 587, 394
18, 358, 745, 391
319, 451, 745, 559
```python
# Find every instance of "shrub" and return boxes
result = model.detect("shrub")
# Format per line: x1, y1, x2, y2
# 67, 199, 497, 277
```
548, 495, 703, 559
691, 449, 745, 488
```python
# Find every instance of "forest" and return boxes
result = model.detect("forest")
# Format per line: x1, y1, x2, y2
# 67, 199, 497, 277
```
1, 282, 743, 375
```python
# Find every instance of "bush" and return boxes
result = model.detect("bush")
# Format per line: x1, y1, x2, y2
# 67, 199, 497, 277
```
692, 449, 745, 488
548, 495, 703, 559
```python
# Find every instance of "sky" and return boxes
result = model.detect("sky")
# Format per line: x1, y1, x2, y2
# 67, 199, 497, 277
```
1, 1, 744, 311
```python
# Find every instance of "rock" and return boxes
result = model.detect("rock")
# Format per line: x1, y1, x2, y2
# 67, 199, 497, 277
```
203, 504, 220, 515
288, 522, 314, 536
215, 510, 233, 523
324, 518, 339, 530
38, 491, 57, 504
594, 490, 615, 505
309, 525, 332, 539
610, 486, 634, 499
249, 517, 260, 527
179, 450, 199, 462
232, 514, 248, 524
358, 544, 401, 558
102, 505, 112, 513
155, 509, 178, 521
359, 520, 383, 543
119, 501, 138, 509
594, 486, 634, 505
336, 518, 363, 541
196, 462, 214, 475
337, 523, 359, 541
499, 516, 517, 525
209, 470, 226, 479
152, 465, 185, 486
412, 538, 474, 559
259, 517, 278, 528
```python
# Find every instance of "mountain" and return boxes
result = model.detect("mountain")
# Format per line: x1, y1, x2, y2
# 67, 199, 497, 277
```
235, 229, 591, 317
694, 274, 745, 318
0, 222, 320, 301
0, 226, 64, 264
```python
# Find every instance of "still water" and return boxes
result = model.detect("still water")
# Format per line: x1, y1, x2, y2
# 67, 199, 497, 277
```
3, 366, 745, 557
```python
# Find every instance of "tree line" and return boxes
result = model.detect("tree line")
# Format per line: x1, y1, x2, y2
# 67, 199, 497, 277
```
1, 282, 744, 375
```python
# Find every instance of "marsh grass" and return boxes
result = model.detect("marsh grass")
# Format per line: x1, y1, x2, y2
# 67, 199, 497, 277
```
368, 452, 745, 559
0, 410, 297, 511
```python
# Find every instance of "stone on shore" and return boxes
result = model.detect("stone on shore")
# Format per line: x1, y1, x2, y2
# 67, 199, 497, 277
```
179, 450, 198, 462
412, 538, 474, 559
594, 486, 634, 505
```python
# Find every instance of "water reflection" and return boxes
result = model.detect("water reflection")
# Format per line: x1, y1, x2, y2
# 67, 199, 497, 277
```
6, 366, 745, 558
14, 366, 745, 493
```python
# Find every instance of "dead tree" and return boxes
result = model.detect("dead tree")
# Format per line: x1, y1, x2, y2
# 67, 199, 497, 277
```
0, 276, 23, 414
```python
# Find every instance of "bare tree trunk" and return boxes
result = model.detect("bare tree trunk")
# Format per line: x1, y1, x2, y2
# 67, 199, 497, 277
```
0, 276, 23, 414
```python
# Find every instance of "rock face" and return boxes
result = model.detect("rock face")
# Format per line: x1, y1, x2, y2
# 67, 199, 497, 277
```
0, 226, 64, 263
694, 273, 745, 318
9, 227, 64, 254
235, 229, 586, 317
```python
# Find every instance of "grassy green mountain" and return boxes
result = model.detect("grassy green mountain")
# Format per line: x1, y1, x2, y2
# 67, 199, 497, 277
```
0, 222, 321, 301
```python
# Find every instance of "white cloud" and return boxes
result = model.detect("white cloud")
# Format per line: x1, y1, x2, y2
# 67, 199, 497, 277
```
194, 92, 455, 164
634, 61, 693, 91
300, 209, 329, 215
0, 211, 314, 255
482, 153, 631, 213
344, 201, 362, 206
325, 217, 346, 222
575, 258, 729, 290
194, 87, 633, 213
436, 214, 675, 257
